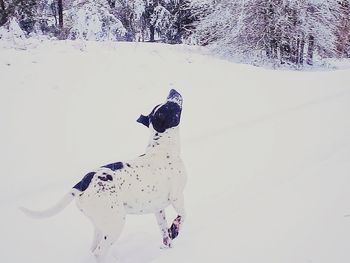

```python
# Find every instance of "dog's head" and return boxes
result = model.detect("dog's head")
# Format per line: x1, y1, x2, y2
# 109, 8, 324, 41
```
137, 89, 183, 133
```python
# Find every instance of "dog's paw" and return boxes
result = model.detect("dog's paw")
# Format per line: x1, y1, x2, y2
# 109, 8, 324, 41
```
168, 215, 182, 240
160, 237, 172, 249
160, 243, 172, 250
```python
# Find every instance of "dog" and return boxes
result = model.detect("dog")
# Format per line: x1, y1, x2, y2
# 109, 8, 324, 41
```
21, 89, 187, 262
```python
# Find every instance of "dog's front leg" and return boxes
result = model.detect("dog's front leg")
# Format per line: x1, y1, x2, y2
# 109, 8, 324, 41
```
169, 194, 186, 240
155, 210, 172, 249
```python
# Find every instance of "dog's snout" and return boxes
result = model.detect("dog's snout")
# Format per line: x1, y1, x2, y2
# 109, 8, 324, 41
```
168, 89, 179, 97
167, 89, 182, 107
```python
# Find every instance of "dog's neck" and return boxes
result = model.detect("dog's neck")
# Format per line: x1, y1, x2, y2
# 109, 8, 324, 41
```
146, 127, 181, 156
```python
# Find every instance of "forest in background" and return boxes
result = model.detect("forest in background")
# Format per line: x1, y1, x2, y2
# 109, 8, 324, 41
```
0, 0, 349, 68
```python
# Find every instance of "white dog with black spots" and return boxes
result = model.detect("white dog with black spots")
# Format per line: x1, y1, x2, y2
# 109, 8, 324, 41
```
21, 89, 187, 263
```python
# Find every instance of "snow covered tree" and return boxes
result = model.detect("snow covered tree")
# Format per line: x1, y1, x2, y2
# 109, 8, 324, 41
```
113, 0, 147, 41
33, 0, 60, 36
0, 0, 37, 34
19, 0, 37, 33
0, 0, 197, 43
336, 0, 350, 57
0, 0, 5, 12
0, 0, 6, 26
192, 0, 238, 46
163, 0, 196, 43
67, 0, 126, 41
149, 3, 172, 41
277, 1, 338, 65
193, 0, 341, 67
113, 0, 195, 43
113, 0, 171, 42
0, 16, 26, 41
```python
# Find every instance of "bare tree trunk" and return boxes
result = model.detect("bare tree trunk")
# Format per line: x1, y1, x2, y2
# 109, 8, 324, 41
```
0, 0, 7, 26
50, 2, 57, 26
299, 34, 305, 65
0, 0, 5, 11
307, 35, 314, 65
265, 43, 271, 59
295, 37, 300, 65
280, 44, 285, 64
271, 39, 278, 59
150, 24, 155, 42
299, 38, 305, 65
290, 38, 296, 64
58, 0, 63, 29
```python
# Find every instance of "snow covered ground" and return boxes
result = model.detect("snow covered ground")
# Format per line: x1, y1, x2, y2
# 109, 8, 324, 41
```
1, 40, 350, 263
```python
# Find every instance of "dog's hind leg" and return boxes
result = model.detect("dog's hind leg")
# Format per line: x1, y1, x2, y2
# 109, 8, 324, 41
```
92, 213, 125, 263
169, 194, 186, 240
90, 225, 103, 252
155, 210, 172, 248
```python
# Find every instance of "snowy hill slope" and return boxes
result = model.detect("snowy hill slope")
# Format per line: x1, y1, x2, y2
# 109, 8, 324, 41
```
1, 40, 350, 263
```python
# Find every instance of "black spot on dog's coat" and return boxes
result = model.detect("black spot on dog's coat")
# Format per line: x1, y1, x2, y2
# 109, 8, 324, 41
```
101, 162, 124, 171
73, 172, 96, 192
98, 174, 113, 182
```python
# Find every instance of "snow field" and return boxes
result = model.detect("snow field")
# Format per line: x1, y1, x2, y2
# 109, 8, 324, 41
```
1, 40, 350, 263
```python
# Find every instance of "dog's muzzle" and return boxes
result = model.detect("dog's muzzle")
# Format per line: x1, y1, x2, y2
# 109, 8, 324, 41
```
167, 89, 183, 107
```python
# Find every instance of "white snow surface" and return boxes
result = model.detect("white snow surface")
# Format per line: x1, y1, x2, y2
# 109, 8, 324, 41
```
1, 40, 350, 263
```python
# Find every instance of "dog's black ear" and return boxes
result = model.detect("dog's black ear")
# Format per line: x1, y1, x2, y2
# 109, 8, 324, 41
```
137, 114, 150, 127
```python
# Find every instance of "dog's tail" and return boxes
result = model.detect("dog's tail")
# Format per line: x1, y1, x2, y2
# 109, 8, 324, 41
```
19, 189, 80, 219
